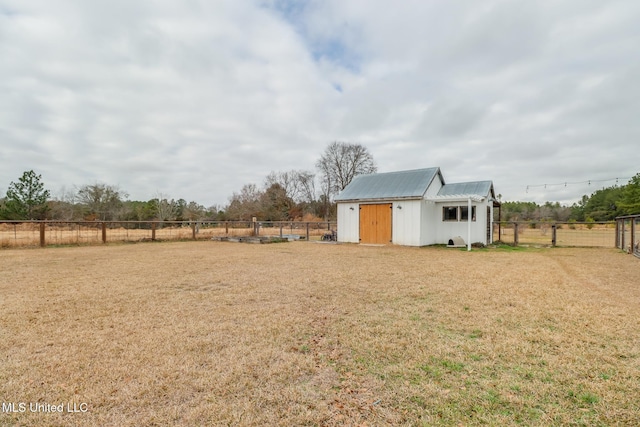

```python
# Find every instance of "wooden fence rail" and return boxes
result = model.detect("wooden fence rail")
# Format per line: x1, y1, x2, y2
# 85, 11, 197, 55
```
3, 219, 631, 250
0, 220, 337, 249
494, 221, 617, 248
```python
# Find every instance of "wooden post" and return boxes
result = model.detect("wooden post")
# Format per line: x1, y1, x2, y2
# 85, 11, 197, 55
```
551, 224, 557, 247
631, 219, 636, 254
513, 222, 519, 246
191, 223, 196, 240
225, 221, 229, 235
467, 197, 471, 251
39, 222, 45, 247
279, 223, 283, 238
498, 206, 502, 241
306, 222, 310, 241
102, 222, 107, 243
152, 222, 156, 241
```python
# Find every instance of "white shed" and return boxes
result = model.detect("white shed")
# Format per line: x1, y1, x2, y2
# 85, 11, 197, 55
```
334, 167, 500, 248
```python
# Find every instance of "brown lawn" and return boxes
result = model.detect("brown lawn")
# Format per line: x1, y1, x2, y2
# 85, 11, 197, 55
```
1, 242, 639, 426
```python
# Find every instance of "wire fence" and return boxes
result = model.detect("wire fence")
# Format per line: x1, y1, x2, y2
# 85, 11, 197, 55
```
2, 219, 631, 250
615, 215, 640, 258
0, 221, 337, 249
493, 221, 617, 248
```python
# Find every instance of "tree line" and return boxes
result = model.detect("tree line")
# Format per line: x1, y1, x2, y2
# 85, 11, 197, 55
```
0, 142, 378, 222
499, 173, 640, 222
2, 142, 637, 222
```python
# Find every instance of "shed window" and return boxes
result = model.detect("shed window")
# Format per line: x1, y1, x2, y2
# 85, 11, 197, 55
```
443, 206, 458, 221
460, 206, 476, 221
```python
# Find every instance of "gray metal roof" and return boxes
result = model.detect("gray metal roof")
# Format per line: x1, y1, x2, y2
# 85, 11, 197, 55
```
334, 168, 441, 201
437, 181, 493, 198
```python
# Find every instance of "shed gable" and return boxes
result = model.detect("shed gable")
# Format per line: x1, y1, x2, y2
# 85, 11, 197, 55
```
334, 168, 442, 202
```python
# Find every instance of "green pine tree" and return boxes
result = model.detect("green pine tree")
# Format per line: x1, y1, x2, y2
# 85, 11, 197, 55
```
2, 170, 50, 220
619, 173, 640, 215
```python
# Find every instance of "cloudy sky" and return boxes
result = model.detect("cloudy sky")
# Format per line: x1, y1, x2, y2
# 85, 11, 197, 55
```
1, 0, 638, 207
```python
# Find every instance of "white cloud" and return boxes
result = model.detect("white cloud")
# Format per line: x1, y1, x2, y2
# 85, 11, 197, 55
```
1, 0, 639, 207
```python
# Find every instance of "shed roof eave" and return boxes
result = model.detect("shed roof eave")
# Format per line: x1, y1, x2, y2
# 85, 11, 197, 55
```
336, 196, 424, 203
428, 195, 486, 203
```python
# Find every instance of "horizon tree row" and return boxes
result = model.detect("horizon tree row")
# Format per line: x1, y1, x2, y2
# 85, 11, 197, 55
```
2, 150, 639, 222
0, 142, 378, 222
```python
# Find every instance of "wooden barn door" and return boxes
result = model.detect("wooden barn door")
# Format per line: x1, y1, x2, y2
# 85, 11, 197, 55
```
359, 204, 392, 244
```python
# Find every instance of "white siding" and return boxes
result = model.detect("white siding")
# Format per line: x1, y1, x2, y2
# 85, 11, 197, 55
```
420, 200, 439, 245
425, 176, 443, 197
337, 203, 359, 243
391, 200, 422, 246
433, 201, 491, 245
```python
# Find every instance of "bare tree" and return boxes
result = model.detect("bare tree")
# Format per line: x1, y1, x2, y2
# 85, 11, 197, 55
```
265, 171, 299, 201
76, 183, 128, 221
183, 201, 206, 220
265, 170, 316, 204
49, 186, 80, 220
226, 183, 263, 221
316, 142, 377, 195
316, 142, 376, 219
153, 193, 178, 221
295, 170, 316, 204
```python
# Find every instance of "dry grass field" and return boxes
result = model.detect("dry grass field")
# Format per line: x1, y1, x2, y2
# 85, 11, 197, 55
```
1, 241, 639, 426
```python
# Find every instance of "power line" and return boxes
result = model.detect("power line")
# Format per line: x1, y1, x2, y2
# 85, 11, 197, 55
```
525, 177, 631, 193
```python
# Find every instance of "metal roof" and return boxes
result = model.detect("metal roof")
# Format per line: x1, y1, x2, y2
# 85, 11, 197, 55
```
334, 168, 441, 201
436, 181, 494, 198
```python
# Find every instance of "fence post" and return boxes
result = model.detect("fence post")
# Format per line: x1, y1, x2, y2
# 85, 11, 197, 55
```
191, 223, 197, 240
615, 220, 620, 249
225, 221, 229, 235
513, 222, 519, 246
551, 224, 557, 247
40, 222, 45, 247
251, 217, 258, 236
631, 219, 635, 254
306, 222, 310, 241
102, 222, 107, 243
279, 222, 283, 238
152, 222, 156, 241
